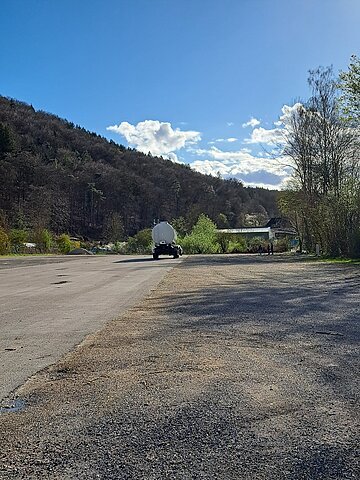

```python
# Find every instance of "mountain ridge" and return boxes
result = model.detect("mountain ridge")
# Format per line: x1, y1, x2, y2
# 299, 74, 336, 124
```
0, 96, 278, 239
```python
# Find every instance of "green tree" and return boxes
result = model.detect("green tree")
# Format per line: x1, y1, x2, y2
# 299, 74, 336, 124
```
0, 210, 8, 230
0, 227, 10, 255
181, 214, 219, 254
216, 213, 229, 228
32, 229, 52, 253
9, 229, 28, 253
0, 123, 15, 157
278, 188, 305, 252
57, 234, 72, 254
282, 66, 359, 256
338, 55, 360, 124
170, 216, 188, 237
103, 212, 124, 242
217, 231, 230, 253
227, 237, 247, 253
126, 228, 152, 254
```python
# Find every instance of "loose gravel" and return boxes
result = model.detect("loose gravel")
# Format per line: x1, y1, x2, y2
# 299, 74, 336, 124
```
0, 255, 359, 479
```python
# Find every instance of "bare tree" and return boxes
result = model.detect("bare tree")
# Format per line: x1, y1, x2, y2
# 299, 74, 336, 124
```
280, 66, 360, 256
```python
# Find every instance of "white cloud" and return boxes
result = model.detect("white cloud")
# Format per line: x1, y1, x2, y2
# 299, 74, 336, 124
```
240, 179, 288, 190
227, 122, 234, 126
107, 120, 201, 157
191, 156, 289, 190
242, 117, 261, 128
191, 147, 289, 178
243, 104, 305, 145
278, 103, 304, 127
187, 103, 307, 188
244, 127, 284, 145
191, 159, 232, 177
167, 152, 179, 162
106, 104, 305, 189
188, 147, 209, 156
213, 137, 238, 143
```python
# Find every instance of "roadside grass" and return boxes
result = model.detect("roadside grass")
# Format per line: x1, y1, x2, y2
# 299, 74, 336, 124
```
0, 253, 61, 258
0, 251, 112, 258
303, 255, 360, 265
320, 257, 360, 265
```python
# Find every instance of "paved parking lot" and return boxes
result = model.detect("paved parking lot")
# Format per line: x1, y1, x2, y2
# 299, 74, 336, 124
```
0, 255, 183, 400
0, 255, 359, 479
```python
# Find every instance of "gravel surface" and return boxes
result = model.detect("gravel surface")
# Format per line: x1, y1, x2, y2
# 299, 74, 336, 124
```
0, 254, 359, 479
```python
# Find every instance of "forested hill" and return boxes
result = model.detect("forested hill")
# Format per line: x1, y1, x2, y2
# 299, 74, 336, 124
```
0, 96, 278, 239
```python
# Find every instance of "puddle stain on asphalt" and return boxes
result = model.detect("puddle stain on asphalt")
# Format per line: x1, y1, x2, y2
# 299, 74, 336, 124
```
0, 399, 26, 415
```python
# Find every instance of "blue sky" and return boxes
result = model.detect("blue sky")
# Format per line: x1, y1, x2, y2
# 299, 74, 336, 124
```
1, 0, 359, 189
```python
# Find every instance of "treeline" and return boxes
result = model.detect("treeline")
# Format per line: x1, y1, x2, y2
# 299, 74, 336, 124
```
122, 214, 289, 256
279, 56, 360, 257
0, 96, 278, 242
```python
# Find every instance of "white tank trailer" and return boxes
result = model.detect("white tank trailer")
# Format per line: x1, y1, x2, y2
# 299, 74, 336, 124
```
152, 222, 183, 260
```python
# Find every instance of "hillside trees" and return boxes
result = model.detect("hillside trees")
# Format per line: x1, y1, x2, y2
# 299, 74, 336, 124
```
0, 96, 278, 240
0, 227, 9, 254
0, 123, 15, 156
279, 62, 360, 256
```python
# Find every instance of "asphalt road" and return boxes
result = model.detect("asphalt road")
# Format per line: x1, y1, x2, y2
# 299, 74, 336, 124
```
0, 254, 183, 401
0, 255, 359, 479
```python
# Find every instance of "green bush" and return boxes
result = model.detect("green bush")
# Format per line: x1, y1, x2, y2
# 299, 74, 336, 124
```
80, 241, 92, 251
0, 227, 10, 255
217, 232, 230, 254
57, 234, 72, 254
275, 237, 290, 253
227, 238, 247, 253
32, 229, 52, 253
180, 214, 219, 254
9, 229, 28, 253
125, 228, 152, 254
247, 236, 269, 253
71, 240, 81, 250
216, 233, 248, 254
113, 241, 127, 254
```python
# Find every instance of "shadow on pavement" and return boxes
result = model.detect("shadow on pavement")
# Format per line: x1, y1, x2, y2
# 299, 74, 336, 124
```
163, 256, 360, 345
114, 257, 156, 264
114, 257, 182, 264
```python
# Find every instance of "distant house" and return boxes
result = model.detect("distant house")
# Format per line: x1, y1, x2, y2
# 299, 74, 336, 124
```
217, 218, 296, 241
217, 227, 275, 240
264, 217, 297, 238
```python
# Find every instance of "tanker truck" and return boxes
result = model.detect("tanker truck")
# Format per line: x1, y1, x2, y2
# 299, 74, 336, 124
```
152, 222, 183, 260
